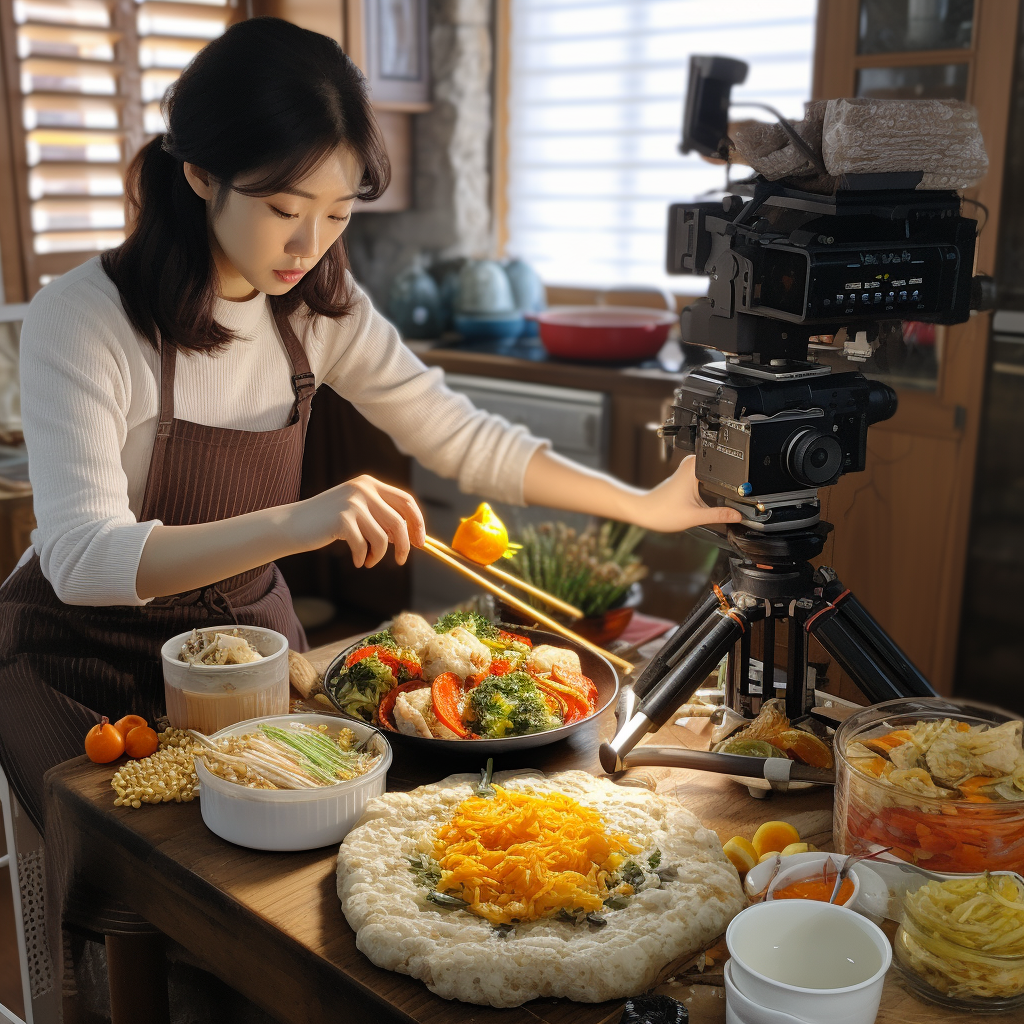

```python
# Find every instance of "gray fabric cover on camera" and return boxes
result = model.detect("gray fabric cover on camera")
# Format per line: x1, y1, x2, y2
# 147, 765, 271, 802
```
733, 98, 987, 192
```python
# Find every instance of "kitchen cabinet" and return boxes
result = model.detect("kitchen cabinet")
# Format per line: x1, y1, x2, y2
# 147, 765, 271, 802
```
812, 0, 1018, 696
255, 0, 429, 213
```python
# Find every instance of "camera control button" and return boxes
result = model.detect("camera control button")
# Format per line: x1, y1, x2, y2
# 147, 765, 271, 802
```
887, 291, 895, 302
911, 289, 920, 302
836, 294, 844, 305
899, 290, 908, 302
873, 292, 883, 304
861, 292, 871, 304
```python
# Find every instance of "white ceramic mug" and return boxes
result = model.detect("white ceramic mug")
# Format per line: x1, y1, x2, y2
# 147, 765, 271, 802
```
726, 900, 892, 1024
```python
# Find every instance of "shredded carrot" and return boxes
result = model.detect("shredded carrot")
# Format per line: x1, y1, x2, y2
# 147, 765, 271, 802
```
433, 785, 639, 925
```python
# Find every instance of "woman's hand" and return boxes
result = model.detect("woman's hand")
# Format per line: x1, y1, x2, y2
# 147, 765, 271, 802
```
522, 448, 742, 535
289, 474, 426, 567
137, 474, 426, 600
629, 454, 743, 532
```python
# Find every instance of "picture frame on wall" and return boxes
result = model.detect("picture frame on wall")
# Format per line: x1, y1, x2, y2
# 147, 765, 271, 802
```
365, 0, 430, 106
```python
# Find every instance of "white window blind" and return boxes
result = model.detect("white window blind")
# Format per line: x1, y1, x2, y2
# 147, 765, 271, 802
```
8, 0, 231, 293
504, 0, 816, 293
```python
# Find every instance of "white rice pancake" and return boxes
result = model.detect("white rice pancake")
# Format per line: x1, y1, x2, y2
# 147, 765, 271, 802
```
336, 770, 746, 1006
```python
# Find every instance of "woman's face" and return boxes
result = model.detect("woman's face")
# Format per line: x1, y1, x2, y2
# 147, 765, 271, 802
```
183, 145, 362, 300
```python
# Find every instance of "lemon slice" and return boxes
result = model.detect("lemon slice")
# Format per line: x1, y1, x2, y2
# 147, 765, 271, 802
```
723, 836, 758, 877
752, 820, 801, 858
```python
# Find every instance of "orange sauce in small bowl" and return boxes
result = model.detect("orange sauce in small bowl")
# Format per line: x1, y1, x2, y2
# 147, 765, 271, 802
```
773, 876, 855, 906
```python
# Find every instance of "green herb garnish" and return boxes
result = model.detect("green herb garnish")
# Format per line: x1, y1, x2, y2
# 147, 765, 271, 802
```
425, 890, 471, 910
474, 757, 496, 798
407, 854, 442, 889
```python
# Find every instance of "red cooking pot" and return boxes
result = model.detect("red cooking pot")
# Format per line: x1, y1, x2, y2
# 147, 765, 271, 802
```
532, 305, 679, 363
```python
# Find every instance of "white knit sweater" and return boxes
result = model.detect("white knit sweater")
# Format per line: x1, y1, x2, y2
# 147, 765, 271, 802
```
17, 257, 546, 606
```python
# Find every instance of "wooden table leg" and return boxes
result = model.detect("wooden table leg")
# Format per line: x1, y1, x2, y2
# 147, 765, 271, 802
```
105, 934, 169, 1024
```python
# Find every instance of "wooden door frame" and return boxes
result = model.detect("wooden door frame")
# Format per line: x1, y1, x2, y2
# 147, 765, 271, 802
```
813, 0, 1019, 692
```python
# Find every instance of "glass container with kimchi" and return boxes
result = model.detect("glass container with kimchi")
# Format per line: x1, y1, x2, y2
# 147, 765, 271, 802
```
834, 698, 1024, 874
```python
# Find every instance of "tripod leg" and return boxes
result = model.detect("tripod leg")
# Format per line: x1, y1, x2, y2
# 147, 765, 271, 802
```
810, 608, 935, 703
832, 592, 935, 698
761, 611, 776, 704
632, 580, 733, 699
786, 612, 809, 719
601, 608, 746, 772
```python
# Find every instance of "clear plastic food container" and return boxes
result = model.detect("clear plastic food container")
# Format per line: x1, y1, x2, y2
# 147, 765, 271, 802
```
160, 626, 290, 733
193, 714, 392, 851
834, 698, 1024, 875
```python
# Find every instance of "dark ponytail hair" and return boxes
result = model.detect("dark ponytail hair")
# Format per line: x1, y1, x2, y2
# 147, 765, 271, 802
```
102, 17, 390, 352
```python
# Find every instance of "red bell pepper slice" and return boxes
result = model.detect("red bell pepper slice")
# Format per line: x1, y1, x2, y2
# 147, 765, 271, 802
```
488, 658, 514, 677
431, 672, 469, 737
347, 644, 420, 682
534, 677, 590, 724
551, 665, 598, 707
498, 629, 532, 648
377, 681, 428, 731
541, 688, 569, 722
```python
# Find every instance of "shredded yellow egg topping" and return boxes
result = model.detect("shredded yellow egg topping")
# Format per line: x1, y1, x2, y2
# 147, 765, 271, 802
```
433, 785, 641, 925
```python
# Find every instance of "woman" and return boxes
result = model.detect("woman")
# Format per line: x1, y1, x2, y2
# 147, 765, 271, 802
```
0, 17, 739, 835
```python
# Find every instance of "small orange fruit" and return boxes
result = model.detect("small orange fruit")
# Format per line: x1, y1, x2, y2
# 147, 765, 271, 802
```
124, 725, 159, 760
751, 820, 801, 858
84, 717, 125, 763
113, 714, 148, 740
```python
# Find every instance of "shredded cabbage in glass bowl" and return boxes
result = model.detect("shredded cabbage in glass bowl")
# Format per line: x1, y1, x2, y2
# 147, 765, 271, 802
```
894, 872, 1024, 1010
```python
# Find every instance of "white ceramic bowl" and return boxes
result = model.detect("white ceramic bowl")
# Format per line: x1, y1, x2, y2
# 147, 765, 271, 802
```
726, 900, 892, 1024
743, 851, 890, 923
194, 713, 392, 851
160, 625, 290, 733
746, 852, 861, 906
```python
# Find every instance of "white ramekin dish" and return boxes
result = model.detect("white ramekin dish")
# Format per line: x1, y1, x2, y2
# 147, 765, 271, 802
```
726, 900, 892, 1024
194, 713, 392, 851
160, 625, 290, 733
743, 851, 889, 923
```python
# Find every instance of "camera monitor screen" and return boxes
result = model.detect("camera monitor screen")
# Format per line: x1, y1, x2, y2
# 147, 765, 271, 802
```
759, 248, 808, 317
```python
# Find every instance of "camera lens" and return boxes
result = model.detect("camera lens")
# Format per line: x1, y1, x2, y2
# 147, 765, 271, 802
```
784, 428, 843, 487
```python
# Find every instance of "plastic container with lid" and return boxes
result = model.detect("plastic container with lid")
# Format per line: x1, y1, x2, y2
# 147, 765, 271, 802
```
160, 625, 290, 734
834, 697, 1024, 874
194, 714, 392, 851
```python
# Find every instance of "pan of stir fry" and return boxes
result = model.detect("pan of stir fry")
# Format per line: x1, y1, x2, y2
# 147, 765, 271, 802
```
323, 611, 619, 753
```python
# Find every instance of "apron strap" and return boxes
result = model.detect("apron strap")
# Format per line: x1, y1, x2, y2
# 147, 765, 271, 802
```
157, 337, 176, 439
270, 303, 316, 422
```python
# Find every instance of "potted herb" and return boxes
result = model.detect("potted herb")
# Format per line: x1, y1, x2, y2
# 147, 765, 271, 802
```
502, 521, 648, 644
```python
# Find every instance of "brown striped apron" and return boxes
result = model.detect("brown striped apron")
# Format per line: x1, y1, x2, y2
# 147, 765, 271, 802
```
0, 302, 315, 836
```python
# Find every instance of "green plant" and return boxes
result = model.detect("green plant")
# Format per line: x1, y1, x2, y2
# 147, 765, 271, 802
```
507, 520, 648, 618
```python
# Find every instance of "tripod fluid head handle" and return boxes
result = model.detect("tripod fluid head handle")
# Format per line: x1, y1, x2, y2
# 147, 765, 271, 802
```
601, 604, 747, 773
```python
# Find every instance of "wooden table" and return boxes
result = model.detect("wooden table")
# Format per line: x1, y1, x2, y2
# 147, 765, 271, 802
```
44, 639, 1017, 1024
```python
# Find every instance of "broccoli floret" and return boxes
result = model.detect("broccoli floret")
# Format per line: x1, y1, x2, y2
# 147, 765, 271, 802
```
432, 610, 500, 640
329, 654, 396, 722
466, 672, 559, 738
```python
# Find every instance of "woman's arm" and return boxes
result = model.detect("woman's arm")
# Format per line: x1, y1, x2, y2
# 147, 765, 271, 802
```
135, 475, 425, 599
522, 448, 742, 531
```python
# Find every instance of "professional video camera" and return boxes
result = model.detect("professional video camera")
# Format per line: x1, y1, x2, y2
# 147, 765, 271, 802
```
601, 57, 995, 783
659, 55, 990, 531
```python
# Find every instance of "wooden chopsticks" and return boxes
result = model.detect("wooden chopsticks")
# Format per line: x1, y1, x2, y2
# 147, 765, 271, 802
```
424, 536, 584, 620
421, 536, 634, 675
